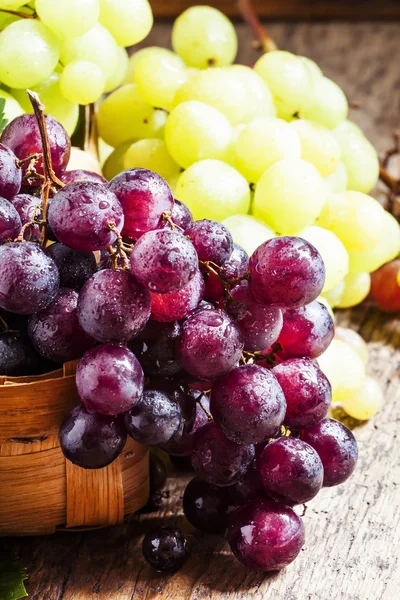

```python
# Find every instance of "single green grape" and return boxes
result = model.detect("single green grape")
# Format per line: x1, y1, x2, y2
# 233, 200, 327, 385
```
322, 280, 345, 308
125, 47, 167, 84
225, 124, 246, 169
336, 272, 371, 308
318, 339, 365, 402
300, 76, 348, 129
334, 119, 365, 138
334, 327, 369, 366
36, 0, 99, 40
299, 56, 323, 81
325, 160, 348, 193
0, 0, 30, 8
291, 118, 341, 177
342, 376, 383, 420
0, 89, 23, 123
102, 141, 134, 181
166, 172, 181, 196
348, 211, 400, 273
222, 214, 275, 256
103, 46, 129, 92
60, 61, 105, 105
99, 0, 153, 47
123, 139, 181, 181
98, 138, 114, 167
333, 125, 379, 193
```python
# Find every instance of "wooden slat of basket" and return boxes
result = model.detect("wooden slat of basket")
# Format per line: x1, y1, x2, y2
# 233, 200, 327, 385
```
0, 435, 59, 457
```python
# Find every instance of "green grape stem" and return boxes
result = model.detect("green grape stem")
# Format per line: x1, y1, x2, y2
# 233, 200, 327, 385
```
236, 0, 278, 53
0, 8, 36, 19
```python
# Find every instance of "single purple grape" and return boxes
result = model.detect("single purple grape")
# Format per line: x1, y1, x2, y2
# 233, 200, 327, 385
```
277, 301, 335, 360
151, 267, 204, 322
61, 170, 107, 186
162, 394, 210, 456
183, 476, 230, 533
186, 219, 233, 265
59, 403, 127, 469
0, 329, 43, 376
149, 453, 167, 495
210, 364, 286, 444
45, 242, 97, 292
301, 418, 358, 487
227, 498, 305, 572
273, 358, 331, 429
108, 168, 174, 240
248, 237, 325, 309
204, 243, 249, 302
76, 344, 144, 415
0, 242, 59, 314
150, 378, 196, 439
177, 308, 243, 380
130, 229, 198, 294
1, 114, 70, 184
48, 182, 124, 252
159, 198, 193, 231
10, 194, 41, 239
0, 197, 21, 242
227, 465, 265, 506
0, 143, 22, 199
77, 269, 151, 344
142, 528, 189, 573
124, 389, 182, 446
133, 320, 182, 377
191, 421, 255, 486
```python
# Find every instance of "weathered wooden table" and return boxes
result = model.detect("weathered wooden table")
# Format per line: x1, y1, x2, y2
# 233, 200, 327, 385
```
7, 21, 400, 600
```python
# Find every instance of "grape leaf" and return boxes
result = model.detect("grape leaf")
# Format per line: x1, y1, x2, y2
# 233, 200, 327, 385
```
0, 98, 8, 135
0, 554, 28, 600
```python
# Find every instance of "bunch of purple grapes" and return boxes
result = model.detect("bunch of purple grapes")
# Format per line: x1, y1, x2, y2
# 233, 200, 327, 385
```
0, 110, 358, 575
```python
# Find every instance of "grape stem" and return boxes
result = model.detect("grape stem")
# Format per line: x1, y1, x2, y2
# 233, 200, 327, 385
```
196, 392, 213, 421
162, 211, 184, 232
0, 315, 8, 332
0, 8, 37, 19
236, 0, 278, 53
107, 222, 130, 270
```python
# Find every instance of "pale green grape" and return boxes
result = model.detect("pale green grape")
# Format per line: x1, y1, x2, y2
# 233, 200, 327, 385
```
235, 117, 301, 183
348, 211, 400, 273
176, 160, 250, 221
106, 47, 129, 92
102, 141, 133, 181
222, 214, 275, 256
60, 61, 105, 105
125, 47, 166, 84
225, 124, 246, 169
165, 101, 232, 169
97, 84, 167, 148
98, 138, 114, 166
172, 5, 237, 69
318, 339, 365, 402
254, 51, 312, 120
333, 125, 379, 193
0, 0, 30, 8
299, 56, 323, 81
36, 0, 99, 40
334, 327, 369, 365
325, 160, 348, 193
322, 280, 345, 308
253, 159, 328, 234
124, 139, 181, 181
166, 172, 181, 196
227, 65, 276, 121
342, 376, 383, 420
336, 271, 371, 308
0, 20, 59, 88
99, 0, 153, 47
291, 119, 341, 177
334, 119, 364, 138
135, 49, 188, 111
297, 225, 349, 292
300, 76, 348, 129
0, 89, 23, 122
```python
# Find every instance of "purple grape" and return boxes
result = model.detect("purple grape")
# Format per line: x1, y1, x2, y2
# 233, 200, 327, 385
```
10, 194, 41, 239
108, 168, 173, 240
77, 269, 151, 344
277, 301, 335, 360
227, 465, 265, 506
1, 114, 70, 184
124, 389, 182, 446
191, 421, 255, 486
185, 219, 233, 265
204, 243, 249, 302
45, 242, 97, 292
273, 358, 331, 429
61, 170, 107, 186
151, 378, 196, 438
142, 528, 189, 573
227, 498, 305, 572
0, 329, 42, 376
59, 403, 127, 469
169, 454, 193, 471
249, 237, 325, 309
48, 182, 124, 252
130, 229, 198, 294
28, 288, 94, 363
150, 267, 204, 322
133, 320, 182, 377
0, 197, 21, 242
159, 198, 193, 231
76, 344, 144, 415
0, 242, 59, 314
0, 143, 22, 199
228, 281, 283, 351
149, 454, 167, 494
177, 308, 243, 380
210, 364, 286, 444
257, 437, 323, 505
163, 394, 209, 456
183, 476, 230, 533
301, 419, 358, 487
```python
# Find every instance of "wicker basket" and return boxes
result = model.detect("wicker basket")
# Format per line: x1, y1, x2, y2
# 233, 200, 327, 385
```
0, 361, 149, 536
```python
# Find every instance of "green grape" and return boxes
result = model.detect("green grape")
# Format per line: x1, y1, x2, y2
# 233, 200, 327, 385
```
123, 139, 181, 181
102, 141, 134, 181
333, 125, 379, 193
235, 117, 301, 183
97, 84, 167, 148
254, 51, 312, 120
348, 211, 400, 274
0, 0, 30, 8
336, 271, 371, 309
125, 47, 166, 84
334, 119, 364, 138
0, 20, 59, 88
325, 160, 348, 193
99, 0, 153, 47
225, 124, 246, 169
322, 280, 345, 308
165, 100, 232, 169
60, 61, 105, 105
0, 89, 23, 122
342, 376, 383, 420
291, 119, 341, 177
300, 76, 348, 129
335, 327, 369, 366
222, 214, 275, 256
317, 190, 385, 252
106, 46, 129, 92
299, 56, 323, 81
172, 5, 237, 69
176, 159, 250, 221
318, 339, 365, 402
134, 49, 188, 111
36, 0, 99, 40
98, 138, 114, 166
166, 172, 181, 196
297, 225, 349, 292
253, 158, 328, 234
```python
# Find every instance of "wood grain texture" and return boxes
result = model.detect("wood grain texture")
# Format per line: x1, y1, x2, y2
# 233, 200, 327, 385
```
5, 21, 400, 600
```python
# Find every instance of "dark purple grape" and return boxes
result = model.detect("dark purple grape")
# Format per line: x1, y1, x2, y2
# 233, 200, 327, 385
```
142, 527, 189, 573
108, 168, 173, 240
149, 454, 167, 494
10, 194, 41, 239
301, 418, 358, 487
158, 198, 193, 231
76, 344, 144, 415
124, 389, 182, 446
48, 182, 124, 252
163, 394, 209, 456
59, 403, 127, 469
273, 358, 331, 429
191, 421, 255, 486
130, 229, 198, 294
61, 170, 107, 186
0, 197, 21, 242
183, 476, 230, 533
150, 378, 196, 438
227, 498, 305, 572
177, 308, 243, 380
77, 269, 151, 343
0, 242, 59, 314
1, 114, 70, 184
0, 329, 40, 376
210, 364, 286, 444
227, 465, 265, 506
151, 267, 204, 322
0, 143, 22, 199
204, 243, 249, 302
45, 243, 97, 292
277, 301, 335, 360
257, 437, 323, 505
169, 454, 193, 471
185, 219, 233, 265
133, 320, 182, 377
249, 237, 325, 309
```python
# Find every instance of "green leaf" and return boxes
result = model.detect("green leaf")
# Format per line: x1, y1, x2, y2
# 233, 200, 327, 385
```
0, 97, 8, 135
0, 554, 28, 600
